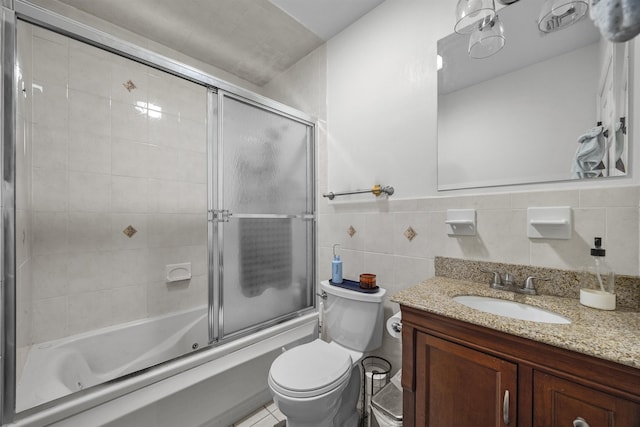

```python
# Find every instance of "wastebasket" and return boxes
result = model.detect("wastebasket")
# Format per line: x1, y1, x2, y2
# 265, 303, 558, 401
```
371, 377, 403, 427
360, 356, 391, 427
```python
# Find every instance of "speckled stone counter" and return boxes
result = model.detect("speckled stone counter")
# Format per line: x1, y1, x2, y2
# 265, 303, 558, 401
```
391, 277, 640, 369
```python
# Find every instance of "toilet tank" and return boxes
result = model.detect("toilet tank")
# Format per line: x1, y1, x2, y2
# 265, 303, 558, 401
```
320, 280, 387, 352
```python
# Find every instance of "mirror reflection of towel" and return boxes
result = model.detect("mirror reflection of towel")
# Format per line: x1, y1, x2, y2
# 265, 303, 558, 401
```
615, 121, 626, 172
590, 0, 640, 42
572, 126, 608, 178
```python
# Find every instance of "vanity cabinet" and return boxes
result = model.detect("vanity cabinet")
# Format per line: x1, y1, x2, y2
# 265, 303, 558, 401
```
401, 306, 640, 427
414, 332, 516, 426
533, 372, 640, 427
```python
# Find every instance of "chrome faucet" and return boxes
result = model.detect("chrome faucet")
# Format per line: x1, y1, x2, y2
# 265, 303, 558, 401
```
481, 270, 549, 295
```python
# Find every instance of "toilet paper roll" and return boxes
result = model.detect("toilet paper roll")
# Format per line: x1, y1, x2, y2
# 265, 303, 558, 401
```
386, 312, 402, 339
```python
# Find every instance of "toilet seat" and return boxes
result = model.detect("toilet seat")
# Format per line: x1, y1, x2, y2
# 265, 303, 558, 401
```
269, 339, 352, 398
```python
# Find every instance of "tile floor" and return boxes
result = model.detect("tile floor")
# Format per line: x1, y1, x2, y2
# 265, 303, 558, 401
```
231, 401, 286, 427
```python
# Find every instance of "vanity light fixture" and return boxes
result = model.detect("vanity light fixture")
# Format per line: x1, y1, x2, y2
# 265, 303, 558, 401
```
538, 0, 588, 33
468, 15, 505, 59
455, 0, 496, 34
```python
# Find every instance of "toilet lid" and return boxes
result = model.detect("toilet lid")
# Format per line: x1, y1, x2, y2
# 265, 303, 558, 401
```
269, 340, 352, 398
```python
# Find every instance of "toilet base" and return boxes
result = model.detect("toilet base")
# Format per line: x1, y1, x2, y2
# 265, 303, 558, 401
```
272, 365, 362, 427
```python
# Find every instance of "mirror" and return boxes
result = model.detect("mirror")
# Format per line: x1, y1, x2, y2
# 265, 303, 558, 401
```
437, 0, 630, 190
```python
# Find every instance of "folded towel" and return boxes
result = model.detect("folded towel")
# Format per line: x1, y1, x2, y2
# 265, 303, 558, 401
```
590, 0, 640, 42
572, 126, 609, 178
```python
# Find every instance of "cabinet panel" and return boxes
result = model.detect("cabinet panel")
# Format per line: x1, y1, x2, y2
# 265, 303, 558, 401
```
401, 305, 640, 427
533, 371, 640, 427
415, 332, 517, 427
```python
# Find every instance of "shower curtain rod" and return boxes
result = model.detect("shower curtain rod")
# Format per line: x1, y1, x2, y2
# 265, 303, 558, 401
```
322, 184, 394, 200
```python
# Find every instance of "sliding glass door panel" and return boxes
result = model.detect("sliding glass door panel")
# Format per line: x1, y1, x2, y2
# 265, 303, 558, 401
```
221, 96, 310, 215
217, 93, 314, 338
15, 21, 210, 412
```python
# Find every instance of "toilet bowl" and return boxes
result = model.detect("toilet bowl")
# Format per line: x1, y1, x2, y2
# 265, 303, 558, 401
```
268, 280, 386, 427
269, 339, 359, 427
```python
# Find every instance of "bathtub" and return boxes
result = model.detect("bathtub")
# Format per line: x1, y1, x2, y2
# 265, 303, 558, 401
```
13, 309, 317, 427
17, 306, 209, 412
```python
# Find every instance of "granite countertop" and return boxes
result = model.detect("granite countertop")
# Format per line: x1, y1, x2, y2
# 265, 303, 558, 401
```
391, 277, 640, 370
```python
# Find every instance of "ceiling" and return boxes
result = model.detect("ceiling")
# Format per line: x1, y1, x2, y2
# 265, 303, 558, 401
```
49, 0, 385, 86
438, 0, 601, 94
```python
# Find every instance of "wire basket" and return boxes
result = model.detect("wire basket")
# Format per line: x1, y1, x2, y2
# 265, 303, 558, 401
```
360, 356, 391, 427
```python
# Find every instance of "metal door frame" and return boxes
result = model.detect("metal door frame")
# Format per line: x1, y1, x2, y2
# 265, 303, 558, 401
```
211, 90, 316, 343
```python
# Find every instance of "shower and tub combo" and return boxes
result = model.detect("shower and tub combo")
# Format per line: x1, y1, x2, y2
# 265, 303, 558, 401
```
0, 1, 317, 425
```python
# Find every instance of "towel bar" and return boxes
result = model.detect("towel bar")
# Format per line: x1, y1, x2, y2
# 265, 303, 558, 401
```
322, 185, 394, 200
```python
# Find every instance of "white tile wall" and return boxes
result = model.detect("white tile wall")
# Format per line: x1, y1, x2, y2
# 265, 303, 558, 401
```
20, 23, 209, 345
320, 187, 640, 280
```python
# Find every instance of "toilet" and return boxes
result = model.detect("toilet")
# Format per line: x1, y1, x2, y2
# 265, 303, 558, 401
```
268, 280, 386, 427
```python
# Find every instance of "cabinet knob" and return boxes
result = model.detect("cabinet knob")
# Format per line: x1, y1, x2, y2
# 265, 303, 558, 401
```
573, 417, 590, 427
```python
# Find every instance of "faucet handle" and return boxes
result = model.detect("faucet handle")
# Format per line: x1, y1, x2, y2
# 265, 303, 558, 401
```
481, 269, 504, 288
519, 276, 550, 295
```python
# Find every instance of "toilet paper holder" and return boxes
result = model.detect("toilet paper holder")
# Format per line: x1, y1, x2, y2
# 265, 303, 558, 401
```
386, 312, 403, 339
390, 321, 402, 333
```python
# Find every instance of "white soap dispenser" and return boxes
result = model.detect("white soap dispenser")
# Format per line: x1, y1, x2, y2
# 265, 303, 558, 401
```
580, 237, 616, 310
331, 244, 343, 284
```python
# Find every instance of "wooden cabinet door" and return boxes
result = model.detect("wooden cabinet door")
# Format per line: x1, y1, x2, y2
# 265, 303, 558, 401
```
415, 332, 517, 427
533, 371, 640, 427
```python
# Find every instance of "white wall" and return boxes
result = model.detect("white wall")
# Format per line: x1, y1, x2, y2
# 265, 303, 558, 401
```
327, 0, 449, 199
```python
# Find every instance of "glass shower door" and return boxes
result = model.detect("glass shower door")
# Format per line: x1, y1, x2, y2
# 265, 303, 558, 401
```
14, 20, 210, 412
214, 92, 314, 339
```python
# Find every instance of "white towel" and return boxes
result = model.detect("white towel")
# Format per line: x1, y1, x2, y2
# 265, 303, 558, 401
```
590, 0, 640, 42
572, 126, 608, 178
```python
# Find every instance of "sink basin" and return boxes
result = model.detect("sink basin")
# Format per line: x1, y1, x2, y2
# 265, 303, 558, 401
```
453, 295, 571, 324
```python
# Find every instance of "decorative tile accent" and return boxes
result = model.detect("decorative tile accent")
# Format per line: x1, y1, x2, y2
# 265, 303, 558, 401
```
347, 225, 356, 237
404, 226, 417, 241
122, 80, 137, 92
122, 225, 137, 238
